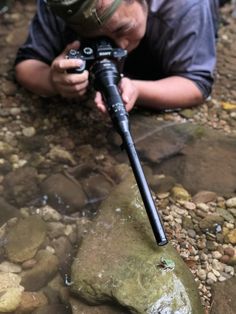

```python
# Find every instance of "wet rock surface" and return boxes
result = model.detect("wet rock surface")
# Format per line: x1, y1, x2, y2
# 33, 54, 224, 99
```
5, 216, 47, 263
71, 173, 204, 314
153, 124, 236, 195
40, 173, 87, 214
0, 272, 24, 312
210, 276, 236, 314
0, 1, 235, 313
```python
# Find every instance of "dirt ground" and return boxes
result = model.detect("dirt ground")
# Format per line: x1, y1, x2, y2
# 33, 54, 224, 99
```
0, 1, 236, 130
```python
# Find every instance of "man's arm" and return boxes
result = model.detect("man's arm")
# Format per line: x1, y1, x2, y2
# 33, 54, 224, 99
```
15, 60, 57, 96
15, 41, 89, 98
15, 0, 89, 98
95, 75, 203, 113
133, 76, 204, 110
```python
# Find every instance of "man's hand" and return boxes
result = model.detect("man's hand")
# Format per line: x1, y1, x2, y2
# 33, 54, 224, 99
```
50, 41, 89, 99
95, 77, 139, 113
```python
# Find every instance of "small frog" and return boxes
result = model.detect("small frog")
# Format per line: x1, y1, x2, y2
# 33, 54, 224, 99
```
157, 257, 175, 271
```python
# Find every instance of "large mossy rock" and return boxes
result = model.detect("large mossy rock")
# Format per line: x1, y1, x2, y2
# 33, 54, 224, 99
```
71, 172, 204, 314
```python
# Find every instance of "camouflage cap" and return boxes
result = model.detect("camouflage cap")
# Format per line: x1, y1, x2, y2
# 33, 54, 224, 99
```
46, 0, 122, 32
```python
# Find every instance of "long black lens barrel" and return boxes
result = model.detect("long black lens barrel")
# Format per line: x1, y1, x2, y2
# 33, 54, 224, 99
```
109, 90, 167, 246
92, 61, 168, 246
121, 130, 168, 246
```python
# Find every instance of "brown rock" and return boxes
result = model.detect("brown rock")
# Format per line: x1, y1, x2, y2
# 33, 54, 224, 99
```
199, 214, 224, 232
21, 250, 59, 291
192, 191, 217, 204
224, 247, 235, 257
225, 229, 236, 245
40, 173, 87, 214
210, 276, 236, 314
219, 255, 230, 264
69, 297, 128, 314
16, 291, 48, 313
2, 80, 17, 96
5, 216, 47, 263
31, 304, 72, 314
3, 167, 39, 207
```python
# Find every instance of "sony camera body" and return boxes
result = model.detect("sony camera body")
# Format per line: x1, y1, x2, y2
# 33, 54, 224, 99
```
67, 37, 127, 74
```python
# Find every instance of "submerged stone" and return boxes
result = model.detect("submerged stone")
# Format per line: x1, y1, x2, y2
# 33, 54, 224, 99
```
71, 172, 204, 314
0, 272, 24, 312
3, 166, 40, 207
0, 197, 20, 226
40, 173, 87, 214
151, 122, 236, 195
21, 249, 59, 291
5, 215, 47, 263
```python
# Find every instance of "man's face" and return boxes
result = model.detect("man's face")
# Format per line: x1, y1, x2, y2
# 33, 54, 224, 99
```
76, 0, 148, 52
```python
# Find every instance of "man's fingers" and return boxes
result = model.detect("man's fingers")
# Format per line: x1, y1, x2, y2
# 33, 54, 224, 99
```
95, 91, 102, 102
52, 57, 85, 74
58, 84, 88, 98
95, 91, 107, 113
52, 40, 82, 72
122, 94, 130, 104
64, 72, 89, 85
97, 103, 107, 113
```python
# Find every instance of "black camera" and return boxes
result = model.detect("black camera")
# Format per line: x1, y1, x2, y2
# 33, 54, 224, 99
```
67, 37, 127, 74
67, 37, 129, 123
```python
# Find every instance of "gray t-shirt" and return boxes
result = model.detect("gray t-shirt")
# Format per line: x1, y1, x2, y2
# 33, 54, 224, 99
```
15, 0, 219, 98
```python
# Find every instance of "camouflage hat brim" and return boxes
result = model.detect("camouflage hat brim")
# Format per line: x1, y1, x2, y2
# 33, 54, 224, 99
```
46, 0, 122, 32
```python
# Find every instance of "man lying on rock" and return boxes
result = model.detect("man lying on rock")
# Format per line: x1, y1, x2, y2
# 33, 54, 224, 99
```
15, 0, 221, 112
